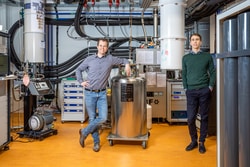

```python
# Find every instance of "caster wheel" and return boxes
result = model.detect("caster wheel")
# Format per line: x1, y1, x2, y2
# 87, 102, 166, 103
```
4, 145, 9, 151
109, 140, 113, 146
142, 141, 147, 149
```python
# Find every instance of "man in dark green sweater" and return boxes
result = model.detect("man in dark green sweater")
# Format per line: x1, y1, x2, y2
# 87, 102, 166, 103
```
182, 33, 216, 154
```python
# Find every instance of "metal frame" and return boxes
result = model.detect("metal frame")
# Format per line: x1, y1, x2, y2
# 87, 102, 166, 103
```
216, 1, 250, 167
0, 32, 11, 151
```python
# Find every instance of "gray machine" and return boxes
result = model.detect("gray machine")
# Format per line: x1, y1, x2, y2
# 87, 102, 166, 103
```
144, 66, 167, 121
166, 80, 187, 123
136, 49, 167, 121
0, 80, 10, 151
17, 79, 57, 140
146, 86, 166, 119
0, 33, 11, 151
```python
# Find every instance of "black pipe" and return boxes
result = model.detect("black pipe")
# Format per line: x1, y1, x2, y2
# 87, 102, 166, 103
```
44, 47, 96, 70
0, 31, 10, 38
74, 0, 89, 38
8, 19, 23, 70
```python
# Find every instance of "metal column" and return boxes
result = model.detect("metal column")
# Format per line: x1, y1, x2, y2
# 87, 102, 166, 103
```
223, 18, 238, 167
216, 2, 250, 167
223, 58, 238, 167
238, 11, 250, 167
238, 57, 250, 167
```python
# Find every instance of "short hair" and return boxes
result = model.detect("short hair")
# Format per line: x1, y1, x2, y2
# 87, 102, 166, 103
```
97, 38, 109, 47
190, 33, 202, 41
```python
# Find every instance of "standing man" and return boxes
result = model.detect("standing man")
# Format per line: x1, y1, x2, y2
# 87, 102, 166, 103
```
76, 38, 131, 152
182, 33, 216, 154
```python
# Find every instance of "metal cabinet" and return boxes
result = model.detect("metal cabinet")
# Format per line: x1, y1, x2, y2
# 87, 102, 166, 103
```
166, 81, 187, 123
146, 86, 167, 119
61, 79, 87, 123
0, 80, 10, 151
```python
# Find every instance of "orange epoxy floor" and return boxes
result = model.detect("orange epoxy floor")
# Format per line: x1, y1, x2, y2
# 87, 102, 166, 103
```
0, 113, 216, 167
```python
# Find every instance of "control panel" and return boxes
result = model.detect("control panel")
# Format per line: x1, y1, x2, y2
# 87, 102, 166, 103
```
28, 80, 54, 96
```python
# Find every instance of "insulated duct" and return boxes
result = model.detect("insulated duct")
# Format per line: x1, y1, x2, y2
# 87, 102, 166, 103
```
159, 0, 186, 70
24, 0, 45, 63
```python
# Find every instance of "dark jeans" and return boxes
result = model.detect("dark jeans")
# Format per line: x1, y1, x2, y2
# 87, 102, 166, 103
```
186, 87, 211, 143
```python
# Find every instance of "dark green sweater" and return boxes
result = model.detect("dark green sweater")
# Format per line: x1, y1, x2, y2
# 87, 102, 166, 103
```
182, 51, 216, 90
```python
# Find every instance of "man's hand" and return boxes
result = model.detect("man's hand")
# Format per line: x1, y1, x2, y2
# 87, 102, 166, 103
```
124, 64, 131, 76
209, 86, 213, 92
23, 74, 30, 86
81, 81, 90, 87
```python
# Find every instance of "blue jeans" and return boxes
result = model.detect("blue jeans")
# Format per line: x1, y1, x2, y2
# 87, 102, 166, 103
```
82, 90, 108, 144
186, 87, 211, 143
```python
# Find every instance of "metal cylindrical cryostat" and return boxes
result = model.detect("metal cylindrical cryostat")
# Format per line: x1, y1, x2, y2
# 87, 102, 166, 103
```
159, 0, 186, 70
24, 0, 45, 63
111, 76, 147, 138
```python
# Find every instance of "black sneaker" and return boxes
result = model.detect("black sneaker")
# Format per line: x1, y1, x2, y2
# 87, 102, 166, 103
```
79, 129, 86, 148
199, 142, 206, 154
93, 143, 100, 152
185, 141, 198, 151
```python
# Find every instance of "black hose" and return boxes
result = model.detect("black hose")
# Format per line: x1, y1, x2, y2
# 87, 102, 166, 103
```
8, 19, 23, 70
74, 0, 89, 38
0, 31, 10, 38
45, 46, 97, 70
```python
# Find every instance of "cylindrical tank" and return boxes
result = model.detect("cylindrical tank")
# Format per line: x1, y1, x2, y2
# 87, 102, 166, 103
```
111, 76, 147, 138
159, 0, 186, 70
24, 0, 45, 63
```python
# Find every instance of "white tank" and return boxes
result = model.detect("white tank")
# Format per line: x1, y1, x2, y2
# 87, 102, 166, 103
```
24, 0, 45, 63
159, 0, 186, 69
